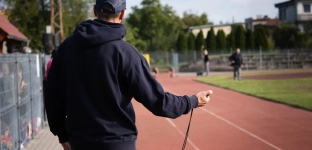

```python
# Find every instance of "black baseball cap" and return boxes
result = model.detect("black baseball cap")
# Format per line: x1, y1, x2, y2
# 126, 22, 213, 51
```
96, 0, 126, 14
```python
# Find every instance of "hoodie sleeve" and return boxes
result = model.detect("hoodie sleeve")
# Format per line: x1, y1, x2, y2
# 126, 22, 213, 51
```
126, 57, 198, 119
45, 43, 68, 143
229, 53, 234, 62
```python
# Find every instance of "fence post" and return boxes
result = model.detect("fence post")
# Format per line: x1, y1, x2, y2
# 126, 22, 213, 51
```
29, 54, 35, 140
15, 53, 21, 150
194, 51, 196, 62
172, 53, 179, 73
166, 52, 169, 65
287, 50, 290, 69
41, 53, 46, 128
260, 46, 262, 70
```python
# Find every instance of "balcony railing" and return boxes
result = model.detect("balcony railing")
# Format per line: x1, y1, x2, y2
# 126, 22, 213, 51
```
298, 14, 312, 21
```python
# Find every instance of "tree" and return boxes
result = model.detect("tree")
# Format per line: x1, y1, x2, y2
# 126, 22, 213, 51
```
234, 25, 245, 50
5, 0, 50, 50
188, 32, 196, 51
62, 0, 89, 38
206, 27, 216, 51
216, 30, 226, 51
272, 23, 307, 49
181, 11, 212, 28
254, 26, 268, 50
195, 30, 205, 51
245, 29, 254, 50
226, 32, 235, 51
126, 0, 182, 51
176, 32, 188, 51
4, 0, 89, 50
124, 21, 147, 51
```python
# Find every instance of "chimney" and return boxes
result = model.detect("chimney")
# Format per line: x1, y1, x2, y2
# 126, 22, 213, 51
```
256, 15, 262, 19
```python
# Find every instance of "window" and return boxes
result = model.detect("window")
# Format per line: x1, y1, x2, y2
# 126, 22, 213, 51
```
303, 4, 311, 13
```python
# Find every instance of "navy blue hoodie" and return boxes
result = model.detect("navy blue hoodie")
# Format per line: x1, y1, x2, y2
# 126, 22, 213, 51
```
45, 19, 198, 147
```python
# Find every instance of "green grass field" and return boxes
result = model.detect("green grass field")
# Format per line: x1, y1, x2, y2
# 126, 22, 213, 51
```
194, 70, 312, 111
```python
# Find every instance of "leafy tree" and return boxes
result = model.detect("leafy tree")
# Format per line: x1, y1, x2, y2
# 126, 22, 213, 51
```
216, 30, 226, 51
4, 0, 89, 50
234, 25, 245, 50
181, 11, 212, 28
254, 26, 268, 50
245, 29, 254, 50
176, 32, 188, 51
195, 30, 205, 51
206, 27, 216, 51
126, 0, 182, 51
5, 0, 50, 50
187, 32, 196, 51
124, 21, 147, 51
272, 23, 310, 49
267, 37, 274, 51
62, 0, 89, 38
226, 32, 234, 51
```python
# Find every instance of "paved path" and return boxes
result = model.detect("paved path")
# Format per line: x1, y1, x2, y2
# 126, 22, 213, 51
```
24, 125, 63, 150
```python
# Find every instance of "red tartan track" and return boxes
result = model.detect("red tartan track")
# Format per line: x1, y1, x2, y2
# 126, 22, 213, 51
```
134, 74, 312, 150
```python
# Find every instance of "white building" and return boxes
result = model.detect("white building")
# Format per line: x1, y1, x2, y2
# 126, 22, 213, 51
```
275, 0, 312, 32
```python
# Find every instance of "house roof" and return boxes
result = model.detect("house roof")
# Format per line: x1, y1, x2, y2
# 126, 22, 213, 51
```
266, 19, 279, 25
0, 14, 28, 42
275, 0, 295, 8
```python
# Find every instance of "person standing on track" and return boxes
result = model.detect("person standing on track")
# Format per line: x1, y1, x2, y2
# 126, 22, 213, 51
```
45, 0, 214, 150
229, 48, 243, 80
204, 49, 210, 76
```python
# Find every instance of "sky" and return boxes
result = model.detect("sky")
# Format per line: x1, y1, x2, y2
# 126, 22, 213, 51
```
125, 0, 287, 25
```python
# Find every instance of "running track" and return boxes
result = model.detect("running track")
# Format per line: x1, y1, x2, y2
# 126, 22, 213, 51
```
134, 74, 312, 150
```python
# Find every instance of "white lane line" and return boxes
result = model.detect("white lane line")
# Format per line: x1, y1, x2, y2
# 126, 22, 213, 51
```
181, 77, 312, 132
166, 118, 176, 127
164, 87, 282, 150
215, 96, 312, 132
165, 118, 200, 150
200, 107, 282, 150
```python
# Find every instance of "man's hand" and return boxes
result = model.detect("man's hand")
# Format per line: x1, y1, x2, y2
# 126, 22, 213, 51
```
61, 142, 71, 150
196, 90, 213, 107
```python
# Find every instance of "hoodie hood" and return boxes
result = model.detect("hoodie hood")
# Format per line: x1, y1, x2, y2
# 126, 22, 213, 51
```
74, 19, 127, 47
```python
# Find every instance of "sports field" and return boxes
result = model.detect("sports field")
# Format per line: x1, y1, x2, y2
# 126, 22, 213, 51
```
134, 71, 312, 150
195, 69, 312, 111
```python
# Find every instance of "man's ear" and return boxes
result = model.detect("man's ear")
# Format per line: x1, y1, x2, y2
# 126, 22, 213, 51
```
93, 5, 98, 17
119, 9, 126, 21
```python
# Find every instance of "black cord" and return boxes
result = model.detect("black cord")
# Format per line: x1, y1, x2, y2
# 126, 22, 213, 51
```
182, 109, 194, 150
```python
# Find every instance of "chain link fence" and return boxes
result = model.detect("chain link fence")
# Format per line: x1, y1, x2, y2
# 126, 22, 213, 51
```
146, 49, 312, 73
0, 53, 46, 150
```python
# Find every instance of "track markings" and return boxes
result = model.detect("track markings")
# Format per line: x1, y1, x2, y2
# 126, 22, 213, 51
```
164, 87, 282, 150
200, 107, 282, 150
215, 96, 312, 132
165, 118, 200, 150
178, 77, 312, 132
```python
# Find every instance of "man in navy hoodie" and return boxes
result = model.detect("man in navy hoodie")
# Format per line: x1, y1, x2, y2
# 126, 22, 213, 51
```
45, 0, 213, 150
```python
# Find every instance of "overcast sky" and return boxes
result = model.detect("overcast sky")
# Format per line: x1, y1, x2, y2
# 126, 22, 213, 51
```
125, 0, 287, 25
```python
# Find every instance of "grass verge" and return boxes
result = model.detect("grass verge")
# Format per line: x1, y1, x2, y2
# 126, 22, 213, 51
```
194, 72, 312, 111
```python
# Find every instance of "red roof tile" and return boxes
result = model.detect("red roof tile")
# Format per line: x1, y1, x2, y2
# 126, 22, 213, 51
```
267, 19, 279, 25
0, 14, 28, 42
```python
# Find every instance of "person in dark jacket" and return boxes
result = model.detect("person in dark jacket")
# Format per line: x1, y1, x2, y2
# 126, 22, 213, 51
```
45, 0, 213, 150
229, 48, 243, 80
204, 49, 209, 76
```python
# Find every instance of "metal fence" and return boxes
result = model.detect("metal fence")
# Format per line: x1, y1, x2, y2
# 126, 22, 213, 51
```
147, 49, 312, 72
0, 53, 46, 150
